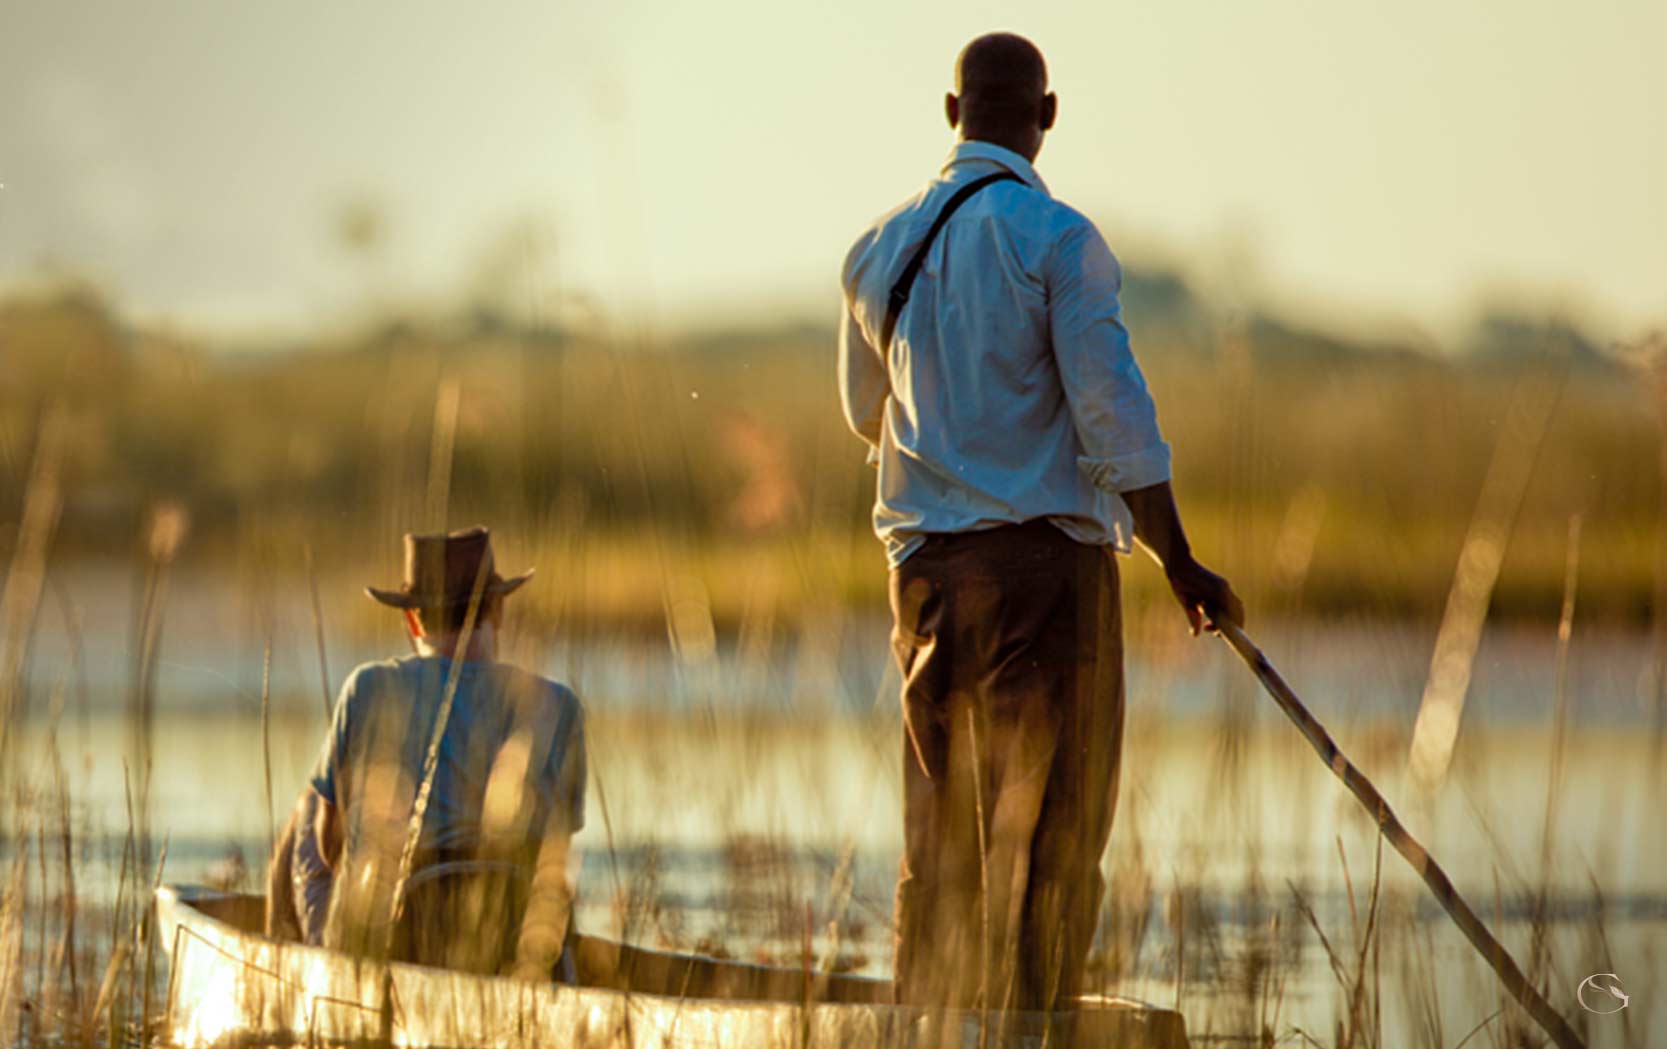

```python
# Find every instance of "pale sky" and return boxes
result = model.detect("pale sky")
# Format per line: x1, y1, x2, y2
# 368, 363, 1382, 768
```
1, 0, 1663, 343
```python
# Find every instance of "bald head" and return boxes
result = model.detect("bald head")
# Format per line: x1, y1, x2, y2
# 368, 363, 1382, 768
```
956, 33, 1047, 103
947, 33, 1056, 161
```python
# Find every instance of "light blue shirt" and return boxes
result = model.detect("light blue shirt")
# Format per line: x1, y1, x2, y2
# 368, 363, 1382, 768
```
310, 655, 586, 859
840, 141, 1172, 566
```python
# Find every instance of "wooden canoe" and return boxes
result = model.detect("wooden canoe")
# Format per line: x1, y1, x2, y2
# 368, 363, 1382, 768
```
156, 884, 1189, 1047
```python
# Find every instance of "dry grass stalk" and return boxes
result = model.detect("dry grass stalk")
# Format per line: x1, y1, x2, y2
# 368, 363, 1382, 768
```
426, 375, 463, 532
0, 835, 27, 1043
1641, 334, 1667, 762
261, 639, 277, 860
1531, 514, 1582, 989
0, 406, 68, 765
305, 544, 336, 721
1408, 372, 1562, 789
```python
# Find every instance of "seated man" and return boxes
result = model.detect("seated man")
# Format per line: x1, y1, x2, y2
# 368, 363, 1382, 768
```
270, 527, 585, 978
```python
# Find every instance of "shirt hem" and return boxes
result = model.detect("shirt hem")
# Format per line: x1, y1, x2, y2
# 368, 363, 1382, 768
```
882, 514, 1133, 569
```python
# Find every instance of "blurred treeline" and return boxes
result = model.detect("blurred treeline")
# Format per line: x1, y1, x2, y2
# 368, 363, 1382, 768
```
1, 278, 1661, 630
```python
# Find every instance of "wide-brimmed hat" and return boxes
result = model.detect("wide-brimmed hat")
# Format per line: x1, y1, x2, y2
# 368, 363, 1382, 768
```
366, 527, 533, 610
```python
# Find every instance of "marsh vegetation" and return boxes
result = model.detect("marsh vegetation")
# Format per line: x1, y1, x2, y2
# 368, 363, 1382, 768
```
2, 286, 1664, 1046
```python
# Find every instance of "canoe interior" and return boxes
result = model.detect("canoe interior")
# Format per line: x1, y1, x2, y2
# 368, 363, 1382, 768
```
158, 885, 1191, 1048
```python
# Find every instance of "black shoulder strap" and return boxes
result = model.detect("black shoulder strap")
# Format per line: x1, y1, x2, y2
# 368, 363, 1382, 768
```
880, 170, 1024, 351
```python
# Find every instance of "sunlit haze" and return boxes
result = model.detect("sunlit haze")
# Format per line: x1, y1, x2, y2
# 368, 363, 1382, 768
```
2, 0, 1663, 341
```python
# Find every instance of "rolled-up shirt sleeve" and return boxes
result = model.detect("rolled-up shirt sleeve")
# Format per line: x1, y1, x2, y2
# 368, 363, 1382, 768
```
1047, 221, 1172, 493
838, 294, 889, 459
290, 791, 333, 944
308, 667, 360, 808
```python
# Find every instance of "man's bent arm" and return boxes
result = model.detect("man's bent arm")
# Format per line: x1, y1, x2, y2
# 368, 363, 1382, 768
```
1042, 222, 1243, 633
306, 664, 359, 874
1121, 481, 1192, 569
1046, 222, 1173, 493
838, 301, 889, 455
313, 788, 343, 871
1123, 481, 1244, 634
511, 810, 576, 981
512, 703, 587, 980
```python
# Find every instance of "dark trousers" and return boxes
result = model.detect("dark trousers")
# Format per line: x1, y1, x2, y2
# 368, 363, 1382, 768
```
890, 520, 1125, 1020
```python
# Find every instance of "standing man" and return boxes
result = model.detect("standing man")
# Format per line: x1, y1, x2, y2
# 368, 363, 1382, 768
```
838, 33, 1242, 1022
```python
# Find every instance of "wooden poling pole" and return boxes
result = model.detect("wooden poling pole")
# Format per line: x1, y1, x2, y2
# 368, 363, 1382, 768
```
1214, 620, 1585, 1049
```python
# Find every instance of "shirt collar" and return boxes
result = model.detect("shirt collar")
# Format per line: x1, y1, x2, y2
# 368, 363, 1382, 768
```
941, 140, 1051, 196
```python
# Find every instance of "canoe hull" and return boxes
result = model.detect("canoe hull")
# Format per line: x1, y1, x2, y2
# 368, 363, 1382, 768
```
156, 885, 1188, 1048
